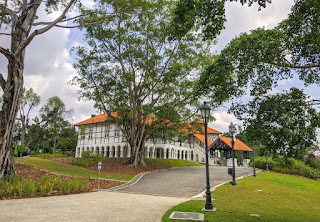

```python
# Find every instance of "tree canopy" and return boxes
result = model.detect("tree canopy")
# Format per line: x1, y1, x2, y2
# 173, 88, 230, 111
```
232, 88, 320, 159
197, 0, 320, 107
170, 0, 271, 40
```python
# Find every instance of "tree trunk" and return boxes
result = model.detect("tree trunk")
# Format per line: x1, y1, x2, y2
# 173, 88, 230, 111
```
130, 142, 146, 167
0, 59, 24, 178
0, 2, 34, 177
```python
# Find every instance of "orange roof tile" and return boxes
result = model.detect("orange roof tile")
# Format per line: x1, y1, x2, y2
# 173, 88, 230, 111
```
207, 126, 222, 134
217, 136, 253, 152
75, 113, 221, 136
74, 112, 118, 126
193, 133, 214, 147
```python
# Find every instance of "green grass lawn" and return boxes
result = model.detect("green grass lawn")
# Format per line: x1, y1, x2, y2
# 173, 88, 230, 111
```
163, 172, 320, 222
144, 158, 202, 168
15, 157, 135, 181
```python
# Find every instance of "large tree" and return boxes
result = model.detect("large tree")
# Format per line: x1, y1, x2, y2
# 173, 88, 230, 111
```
0, 0, 109, 177
17, 88, 40, 147
72, 0, 212, 167
39, 96, 73, 154
232, 88, 320, 159
196, 0, 320, 106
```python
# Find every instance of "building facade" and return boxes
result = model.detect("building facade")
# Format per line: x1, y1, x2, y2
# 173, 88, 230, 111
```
74, 114, 222, 163
74, 113, 253, 166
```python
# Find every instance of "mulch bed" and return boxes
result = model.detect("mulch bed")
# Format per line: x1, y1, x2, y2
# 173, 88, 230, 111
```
50, 157, 168, 175
14, 162, 125, 191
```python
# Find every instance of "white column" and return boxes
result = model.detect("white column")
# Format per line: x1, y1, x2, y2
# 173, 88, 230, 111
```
120, 147, 124, 157
127, 148, 131, 158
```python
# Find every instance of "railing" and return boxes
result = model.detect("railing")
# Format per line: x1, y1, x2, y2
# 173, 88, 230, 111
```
194, 143, 205, 154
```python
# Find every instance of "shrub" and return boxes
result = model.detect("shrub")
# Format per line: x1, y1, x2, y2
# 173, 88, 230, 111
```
251, 155, 320, 180
305, 155, 320, 170
0, 174, 89, 199
72, 158, 96, 167
72, 151, 104, 167
23, 180, 37, 197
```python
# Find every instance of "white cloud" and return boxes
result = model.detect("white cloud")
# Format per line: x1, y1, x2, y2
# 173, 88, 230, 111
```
213, 0, 294, 52
210, 111, 243, 134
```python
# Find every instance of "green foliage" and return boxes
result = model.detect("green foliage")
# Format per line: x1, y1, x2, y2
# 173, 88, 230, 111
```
197, 0, 320, 103
72, 151, 104, 167
25, 96, 77, 154
305, 154, 320, 170
233, 88, 320, 157
0, 174, 88, 199
170, 0, 271, 40
251, 156, 320, 180
13, 144, 28, 157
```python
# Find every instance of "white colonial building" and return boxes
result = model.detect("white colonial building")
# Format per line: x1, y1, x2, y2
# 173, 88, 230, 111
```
74, 113, 252, 166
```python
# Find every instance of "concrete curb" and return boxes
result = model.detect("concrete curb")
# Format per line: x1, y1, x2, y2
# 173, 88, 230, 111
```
101, 171, 150, 191
191, 168, 260, 199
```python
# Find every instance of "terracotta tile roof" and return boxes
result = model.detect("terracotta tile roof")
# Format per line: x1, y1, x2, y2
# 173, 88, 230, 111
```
193, 133, 214, 147
217, 136, 253, 152
75, 113, 222, 136
182, 120, 222, 135
74, 112, 118, 126
206, 126, 222, 134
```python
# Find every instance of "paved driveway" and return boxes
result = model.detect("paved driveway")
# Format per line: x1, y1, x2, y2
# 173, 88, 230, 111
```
112, 166, 252, 197
0, 166, 253, 222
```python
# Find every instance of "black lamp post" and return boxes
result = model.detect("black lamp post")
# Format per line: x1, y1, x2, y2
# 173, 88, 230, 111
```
229, 122, 237, 186
200, 102, 214, 211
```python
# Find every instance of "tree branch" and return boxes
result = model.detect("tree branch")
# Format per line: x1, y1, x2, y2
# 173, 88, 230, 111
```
33, 12, 112, 26
53, 20, 104, 29
0, 32, 11, 36
0, 73, 6, 90
280, 63, 320, 69
0, 46, 12, 59
14, 0, 76, 57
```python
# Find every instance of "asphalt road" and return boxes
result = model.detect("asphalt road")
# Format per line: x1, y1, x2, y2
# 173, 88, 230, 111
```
111, 166, 253, 197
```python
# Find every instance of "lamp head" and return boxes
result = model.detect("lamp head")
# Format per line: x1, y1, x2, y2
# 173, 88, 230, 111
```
229, 122, 236, 135
200, 102, 210, 123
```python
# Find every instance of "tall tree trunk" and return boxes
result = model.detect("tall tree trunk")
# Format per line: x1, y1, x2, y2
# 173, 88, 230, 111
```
0, 2, 35, 177
0, 59, 24, 178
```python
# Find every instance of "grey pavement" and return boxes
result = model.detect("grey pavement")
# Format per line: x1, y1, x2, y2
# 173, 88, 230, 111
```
0, 166, 253, 222
0, 191, 187, 222
112, 166, 252, 198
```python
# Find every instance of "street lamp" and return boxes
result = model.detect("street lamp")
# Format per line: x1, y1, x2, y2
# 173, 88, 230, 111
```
200, 102, 215, 211
229, 122, 237, 186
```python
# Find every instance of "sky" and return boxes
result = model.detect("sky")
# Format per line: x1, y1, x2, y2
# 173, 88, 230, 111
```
1, 0, 319, 145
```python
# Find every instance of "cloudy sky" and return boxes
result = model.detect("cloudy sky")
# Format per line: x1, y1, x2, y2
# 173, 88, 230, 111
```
2, 0, 319, 140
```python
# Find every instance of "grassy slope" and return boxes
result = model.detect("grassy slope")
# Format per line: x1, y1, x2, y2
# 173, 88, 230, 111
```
163, 172, 320, 222
144, 158, 202, 168
15, 157, 134, 181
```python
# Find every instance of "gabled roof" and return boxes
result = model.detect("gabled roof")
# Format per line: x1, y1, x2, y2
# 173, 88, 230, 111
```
193, 133, 213, 147
209, 136, 253, 152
